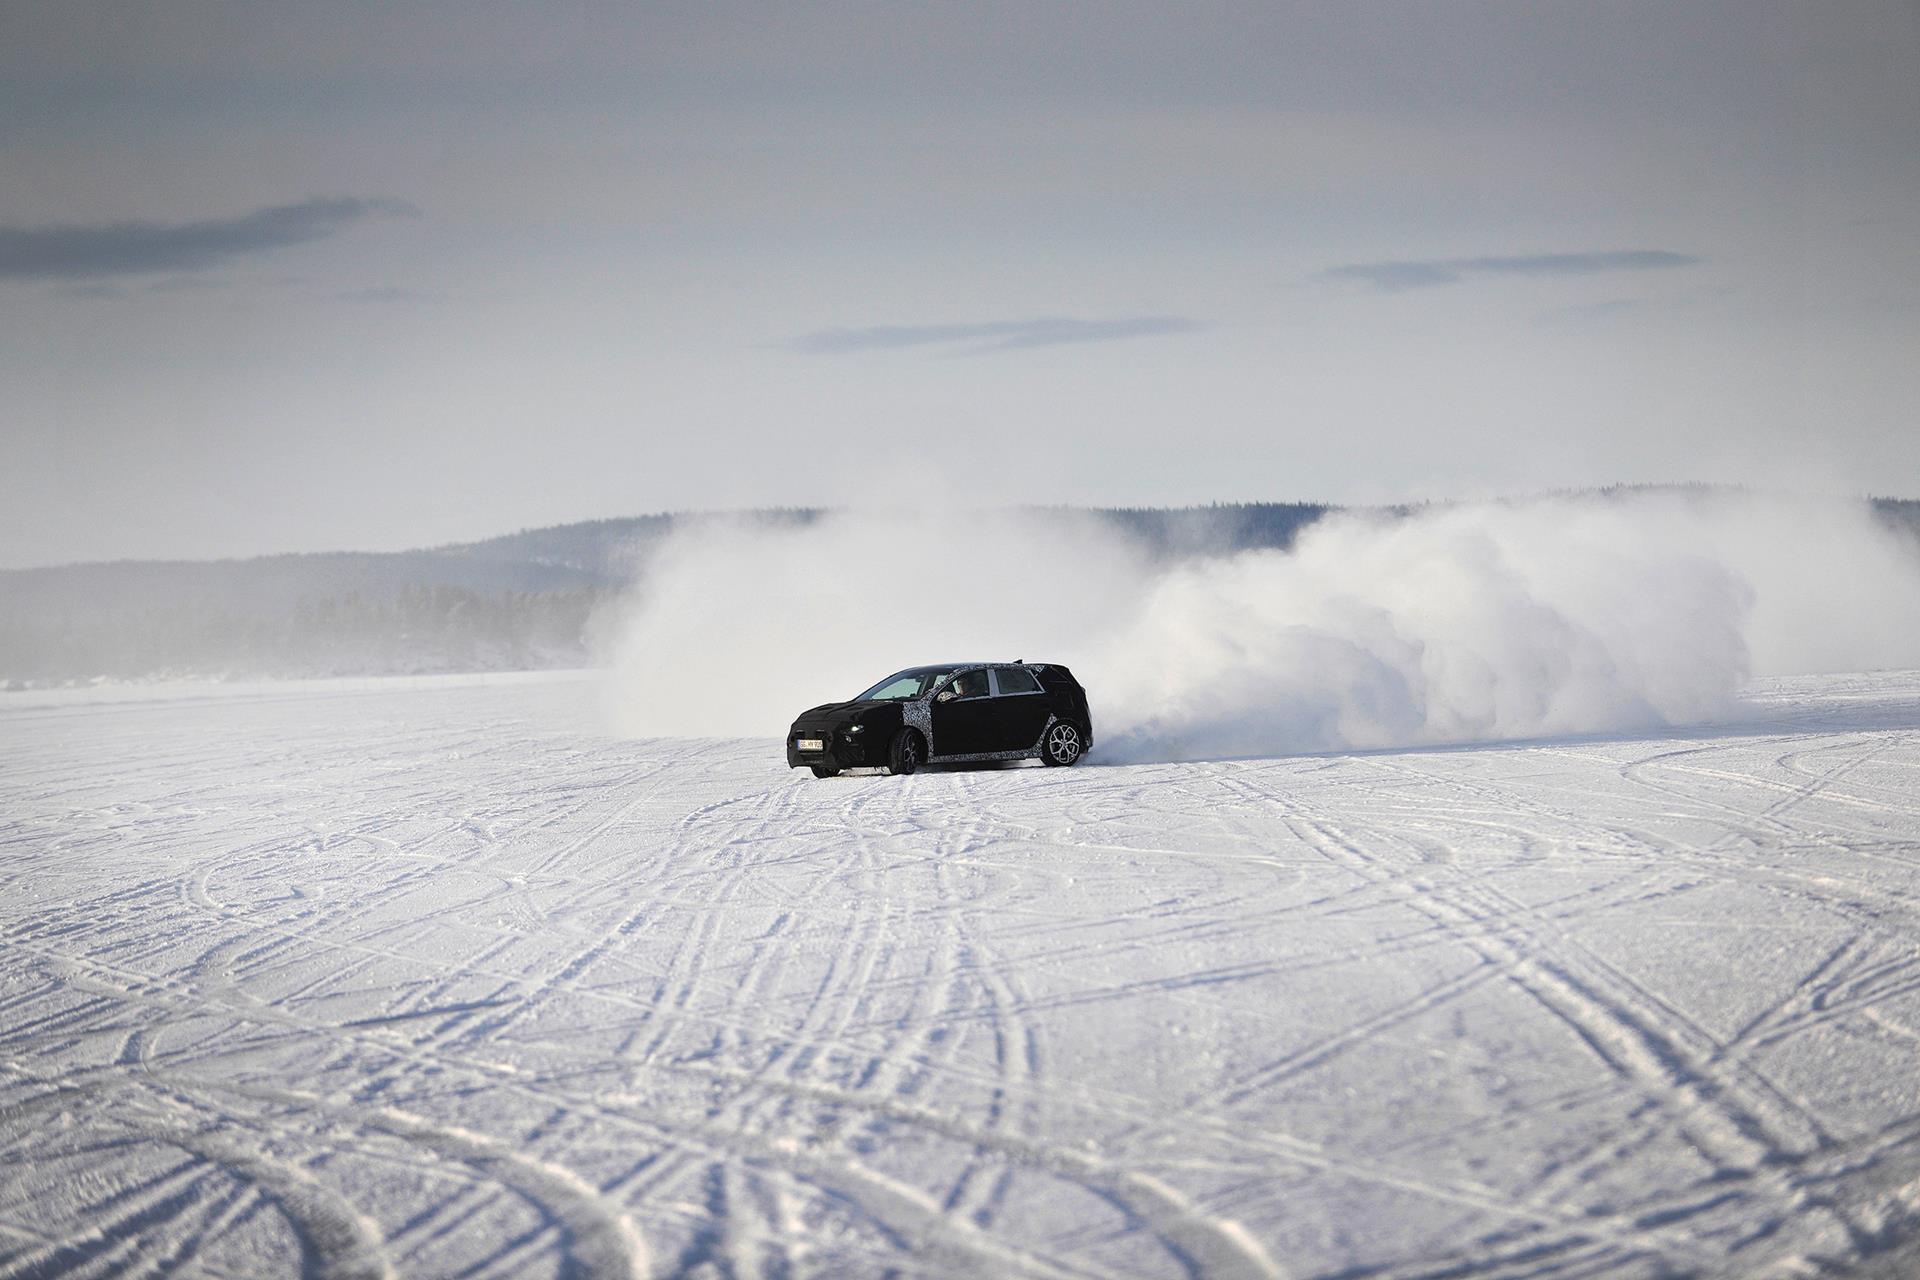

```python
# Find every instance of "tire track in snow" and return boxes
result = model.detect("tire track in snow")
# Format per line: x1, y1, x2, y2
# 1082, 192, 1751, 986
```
1066, 765, 1743, 1272
1235, 745, 1920, 1273
0, 1084, 394, 1280
886, 770, 1285, 1280
10, 678, 1920, 1276
5, 938, 652, 1280
608, 772, 886, 1276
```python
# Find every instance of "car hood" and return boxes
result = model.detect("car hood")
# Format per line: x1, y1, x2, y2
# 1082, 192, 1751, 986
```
792, 699, 888, 727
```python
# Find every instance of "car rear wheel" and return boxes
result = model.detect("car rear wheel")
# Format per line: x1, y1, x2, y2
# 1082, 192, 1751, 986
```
810, 765, 840, 779
887, 729, 922, 776
1042, 721, 1084, 767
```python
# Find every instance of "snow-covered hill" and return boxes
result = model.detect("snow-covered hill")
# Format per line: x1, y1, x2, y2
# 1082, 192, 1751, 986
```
3, 670, 1918, 1277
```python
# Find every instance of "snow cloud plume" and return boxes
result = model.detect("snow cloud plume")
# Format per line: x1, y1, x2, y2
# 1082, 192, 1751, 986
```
593, 508, 1148, 739
594, 493, 1920, 761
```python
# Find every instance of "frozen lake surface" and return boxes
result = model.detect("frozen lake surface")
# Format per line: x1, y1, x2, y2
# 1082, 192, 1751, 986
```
3, 671, 1919, 1278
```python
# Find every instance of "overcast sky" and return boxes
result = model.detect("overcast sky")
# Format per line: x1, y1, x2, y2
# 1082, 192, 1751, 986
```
3, 1, 1917, 567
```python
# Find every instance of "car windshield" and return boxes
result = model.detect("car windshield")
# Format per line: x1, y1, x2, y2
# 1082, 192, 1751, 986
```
856, 668, 955, 701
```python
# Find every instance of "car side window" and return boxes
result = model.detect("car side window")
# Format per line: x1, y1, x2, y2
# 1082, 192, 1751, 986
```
947, 669, 990, 699
992, 667, 1041, 695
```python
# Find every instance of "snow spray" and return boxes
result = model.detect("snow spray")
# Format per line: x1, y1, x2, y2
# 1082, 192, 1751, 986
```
594, 492, 1920, 762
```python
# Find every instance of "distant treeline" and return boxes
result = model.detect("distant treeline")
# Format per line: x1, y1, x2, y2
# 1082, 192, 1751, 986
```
2, 494, 1913, 686
0, 585, 601, 685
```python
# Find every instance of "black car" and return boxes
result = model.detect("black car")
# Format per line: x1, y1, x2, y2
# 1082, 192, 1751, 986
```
787, 663, 1092, 777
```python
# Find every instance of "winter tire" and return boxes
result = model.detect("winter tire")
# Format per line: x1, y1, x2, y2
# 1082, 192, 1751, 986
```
1042, 721, 1084, 767
888, 729, 923, 776
810, 765, 840, 779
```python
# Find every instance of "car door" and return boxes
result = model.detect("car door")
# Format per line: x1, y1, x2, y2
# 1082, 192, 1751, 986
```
929, 668, 996, 756
990, 666, 1051, 750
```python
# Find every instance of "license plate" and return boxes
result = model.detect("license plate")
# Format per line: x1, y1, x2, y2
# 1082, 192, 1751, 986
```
797, 738, 824, 752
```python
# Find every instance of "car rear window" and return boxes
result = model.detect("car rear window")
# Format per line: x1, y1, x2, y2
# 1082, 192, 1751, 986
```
994, 667, 1041, 695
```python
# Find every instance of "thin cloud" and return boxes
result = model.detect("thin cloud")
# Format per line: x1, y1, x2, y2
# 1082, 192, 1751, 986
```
335, 285, 440, 305
144, 275, 226, 294
1536, 297, 1650, 325
55, 278, 221, 300
0, 197, 418, 281
1325, 250, 1699, 293
792, 315, 1201, 355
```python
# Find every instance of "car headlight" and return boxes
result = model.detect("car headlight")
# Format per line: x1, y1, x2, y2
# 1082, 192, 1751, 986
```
845, 724, 864, 735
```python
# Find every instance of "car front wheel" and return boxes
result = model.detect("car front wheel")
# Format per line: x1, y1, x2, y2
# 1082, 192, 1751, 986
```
1042, 721, 1084, 767
887, 729, 922, 776
810, 765, 840, 779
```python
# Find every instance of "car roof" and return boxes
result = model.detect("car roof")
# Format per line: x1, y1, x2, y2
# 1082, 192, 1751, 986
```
893, 662, 1035, 675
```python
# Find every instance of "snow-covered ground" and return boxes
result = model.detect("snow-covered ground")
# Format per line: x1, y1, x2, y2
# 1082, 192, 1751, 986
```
3, 671, 1919, 1279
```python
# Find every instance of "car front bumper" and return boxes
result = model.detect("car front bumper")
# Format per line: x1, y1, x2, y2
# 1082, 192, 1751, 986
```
786, 726, 884, 770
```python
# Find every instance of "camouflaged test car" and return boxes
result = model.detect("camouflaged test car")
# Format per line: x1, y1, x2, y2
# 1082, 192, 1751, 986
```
787, 663, 1092, 777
